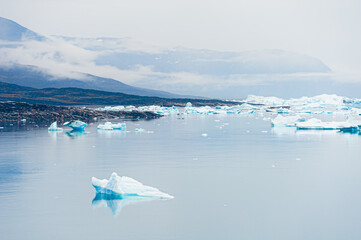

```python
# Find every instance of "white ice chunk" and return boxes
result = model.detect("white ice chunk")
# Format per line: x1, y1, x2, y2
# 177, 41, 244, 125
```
271, 115, 303, 127
135, 128, 145, 132
64, 120, 87, 131
296, 118, 358, 130
97, 122, 126, 131
92, 172, 174, 199
48, 121, 63, 131
245, 95, 285, 106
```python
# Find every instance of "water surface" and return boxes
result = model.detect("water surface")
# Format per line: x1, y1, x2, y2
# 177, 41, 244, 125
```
1, 114, 361, 240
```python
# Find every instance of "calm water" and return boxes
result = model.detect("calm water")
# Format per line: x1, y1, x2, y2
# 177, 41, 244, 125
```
1, 114, 361, 240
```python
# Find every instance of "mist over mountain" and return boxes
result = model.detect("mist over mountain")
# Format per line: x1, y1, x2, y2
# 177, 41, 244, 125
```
1, 16, 354, 99
0, 64, 188, 98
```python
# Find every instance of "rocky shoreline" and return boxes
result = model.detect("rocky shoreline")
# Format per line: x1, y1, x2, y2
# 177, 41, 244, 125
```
0, 101, 161, 128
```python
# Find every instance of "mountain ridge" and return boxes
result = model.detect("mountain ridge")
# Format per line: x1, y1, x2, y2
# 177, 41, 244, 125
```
0, 81, 238, 106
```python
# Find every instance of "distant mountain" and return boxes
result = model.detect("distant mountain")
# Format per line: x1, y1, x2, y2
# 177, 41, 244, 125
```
0, 81, 236, 106
0, 17, 44, 41
93, 45, 331, 75
0, 16, 336, 99
0, 65, 189, 98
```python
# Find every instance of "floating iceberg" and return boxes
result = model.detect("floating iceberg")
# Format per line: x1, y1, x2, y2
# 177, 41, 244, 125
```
135, 128, 145, 132
97, 122, 126, 131
296, 118, 358, 130
48, 121, 63, 131
271, 115, 303, 127
92, 172, 174, 199
64, 120, 87, 131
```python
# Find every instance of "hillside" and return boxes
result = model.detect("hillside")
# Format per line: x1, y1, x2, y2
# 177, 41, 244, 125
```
0, 82, 238, 106
0, 65, 189, 98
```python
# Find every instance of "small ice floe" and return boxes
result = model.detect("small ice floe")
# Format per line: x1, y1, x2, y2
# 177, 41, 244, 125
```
271, 115, 303, 127
201, 133, 208, 137
296, 118, 359, 130
92, 172, 174, 199
135, 128, 145, 132
261, 130, 268, 133
48, 121, 63, 132
64, 120, 87, 131
185, 102, 192, 108
97, 122, 126, 131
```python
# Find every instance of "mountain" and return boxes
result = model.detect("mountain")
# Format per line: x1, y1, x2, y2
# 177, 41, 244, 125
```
0, 17, 44, 41
0, 81, 236, 106
93, 45, 331, 75
0, 17, 336, 99
0, 65, 188, 98
0, 17, 190, 98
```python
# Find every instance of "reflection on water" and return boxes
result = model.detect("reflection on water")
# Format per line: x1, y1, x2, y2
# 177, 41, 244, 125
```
92, 193, 160, 216
295, 129, 339, 136
271, 126, 297, 136
97, 130, 127, 138
271, 126, 359, 136
65, 130, 87, 138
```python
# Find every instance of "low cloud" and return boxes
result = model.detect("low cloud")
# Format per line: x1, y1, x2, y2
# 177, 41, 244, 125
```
0, 36, 349, 98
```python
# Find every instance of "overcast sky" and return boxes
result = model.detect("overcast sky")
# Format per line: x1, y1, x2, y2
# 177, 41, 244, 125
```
1, 0, 361, 79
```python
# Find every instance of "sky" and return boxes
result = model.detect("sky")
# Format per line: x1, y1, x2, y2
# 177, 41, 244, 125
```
1, 0, 361, 74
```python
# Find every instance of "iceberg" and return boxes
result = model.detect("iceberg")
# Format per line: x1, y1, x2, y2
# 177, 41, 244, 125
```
92, 172, 174, 199
296, 118, 358, 130
271, 115, 303, 127
48, 121, 63, 131
97, 122, 126, 131
64, 120, 87, 131
93, 94, 361, 120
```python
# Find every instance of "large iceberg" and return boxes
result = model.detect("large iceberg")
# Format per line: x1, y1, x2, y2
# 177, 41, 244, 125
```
92, 172, 174, 199
64, 120, 87, 131
97, 122, 126, 131
48, 121, 63, 131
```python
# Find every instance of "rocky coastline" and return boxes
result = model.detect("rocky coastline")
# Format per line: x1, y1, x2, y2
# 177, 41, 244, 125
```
0, 101, 161, 128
